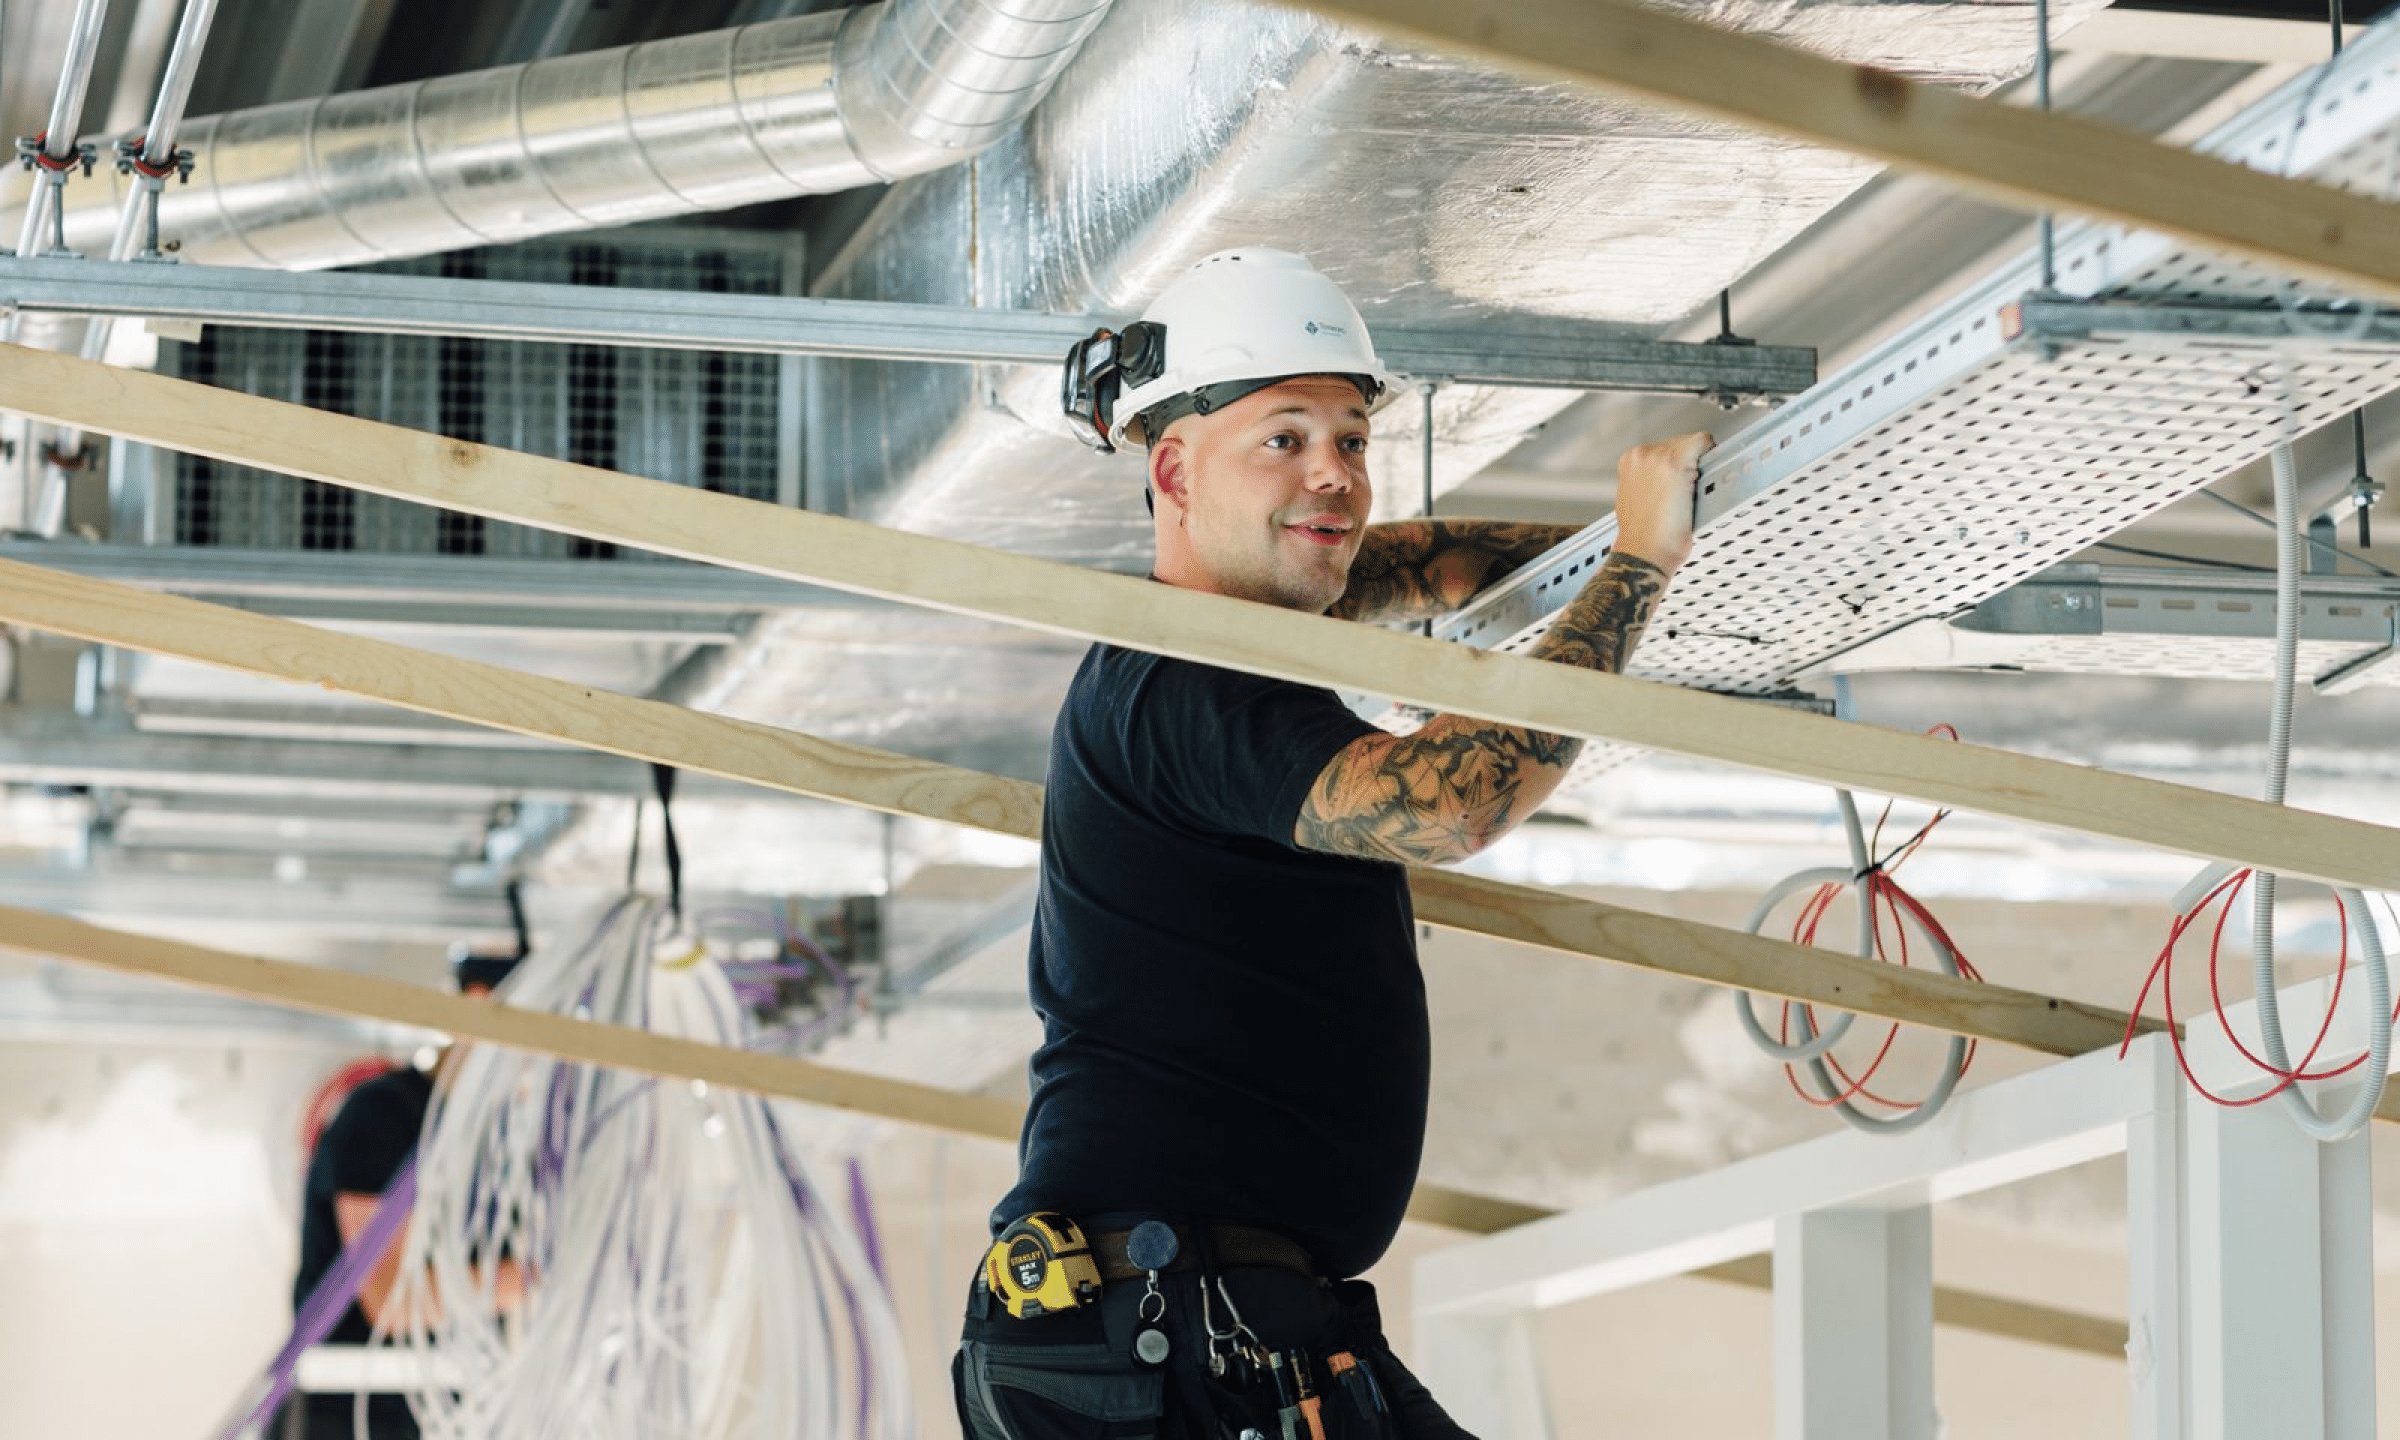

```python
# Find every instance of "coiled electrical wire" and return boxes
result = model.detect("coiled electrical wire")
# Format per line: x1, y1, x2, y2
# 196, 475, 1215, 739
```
1738, 788, 1974, 1135
1733, 791, 1869, 1063
381, 897, 914, 1440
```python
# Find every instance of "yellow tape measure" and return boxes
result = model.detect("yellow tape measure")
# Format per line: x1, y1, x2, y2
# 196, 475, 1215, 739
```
982, 1212, 1104, 1319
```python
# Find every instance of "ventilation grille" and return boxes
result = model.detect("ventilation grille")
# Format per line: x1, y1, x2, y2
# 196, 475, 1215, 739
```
166, 237, 790, 558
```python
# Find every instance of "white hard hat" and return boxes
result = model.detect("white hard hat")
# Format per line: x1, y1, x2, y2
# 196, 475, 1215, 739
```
1062, 248, 1397, 452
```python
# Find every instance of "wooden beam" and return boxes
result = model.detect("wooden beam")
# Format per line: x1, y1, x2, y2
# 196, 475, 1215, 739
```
1411, 870, 2146, 1059
1286, 0, 2400, 304
0, 347, 2393, 893
0, 905, 1026, 1142
0, 556, 2161, 1060
0, 904, 2129, 1357
0, 556, 1046, 838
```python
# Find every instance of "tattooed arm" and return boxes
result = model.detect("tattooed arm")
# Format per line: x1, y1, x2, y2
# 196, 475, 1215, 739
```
1326, 520, 1581, 625
1295, 433, 1710, 866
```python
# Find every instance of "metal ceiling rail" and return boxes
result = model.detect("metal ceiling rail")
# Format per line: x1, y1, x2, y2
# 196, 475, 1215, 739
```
0, 254, 1818, 397
1289, 0, 2400, 301
0, 714, 832, 802
197, 597, 749, 640
1818, 563, 2400, 693
0, 542, 872, 612
1, 346, 2396, 891
1428, 29, 2400, 744
0, 865, 510, 936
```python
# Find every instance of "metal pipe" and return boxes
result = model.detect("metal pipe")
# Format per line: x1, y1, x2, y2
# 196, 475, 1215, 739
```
34, 0, 110, 155
135, 0, 219, 170
7, 0, 114, 529
47, 0, 224, 521
14, 0, 113, 259
1418, 382, 1436, 519
2034, 0, 2056, 291
85, 0, 224, 360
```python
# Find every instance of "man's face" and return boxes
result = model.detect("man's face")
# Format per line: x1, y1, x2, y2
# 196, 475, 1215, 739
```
1150, 376, 1373, 613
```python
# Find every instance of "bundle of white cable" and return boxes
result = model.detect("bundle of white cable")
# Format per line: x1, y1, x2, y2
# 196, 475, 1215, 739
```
383, 897, 915, 1440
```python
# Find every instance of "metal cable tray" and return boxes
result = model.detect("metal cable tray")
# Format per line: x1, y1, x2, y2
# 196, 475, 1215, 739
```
1407, 24, 2400, 778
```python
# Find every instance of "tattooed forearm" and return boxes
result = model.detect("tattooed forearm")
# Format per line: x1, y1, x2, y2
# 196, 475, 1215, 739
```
1329, 519, 1582, 624
1529, 550, 1670, 674
1296, 551, 1672, 866
1296, 714, 1581, 865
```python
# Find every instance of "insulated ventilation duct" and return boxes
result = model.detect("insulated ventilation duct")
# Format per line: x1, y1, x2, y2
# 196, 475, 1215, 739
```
60, 0, 1115, 269
801, 0, 2106, 568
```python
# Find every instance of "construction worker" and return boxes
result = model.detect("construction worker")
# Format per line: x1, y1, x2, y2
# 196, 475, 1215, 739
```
278, 946, 527, 1439
957, 248, 1707, 1438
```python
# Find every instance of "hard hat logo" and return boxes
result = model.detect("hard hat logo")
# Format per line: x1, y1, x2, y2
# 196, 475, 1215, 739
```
1058, 247, 1395, 455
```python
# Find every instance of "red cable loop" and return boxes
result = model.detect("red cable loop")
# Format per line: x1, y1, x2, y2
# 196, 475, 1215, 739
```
1775, 851, 1981, 1112
2121, 869, 2389, 1109
2200, 874, 2350, 1085
1769, 725, 1981, 1115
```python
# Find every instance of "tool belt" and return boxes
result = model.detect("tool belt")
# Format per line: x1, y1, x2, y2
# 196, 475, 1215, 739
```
1089, 1223, 1317, 1284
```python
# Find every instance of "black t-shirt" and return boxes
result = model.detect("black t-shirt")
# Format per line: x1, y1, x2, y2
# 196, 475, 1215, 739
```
296, 1066, 433, 1346
995, 644, 1431, 1279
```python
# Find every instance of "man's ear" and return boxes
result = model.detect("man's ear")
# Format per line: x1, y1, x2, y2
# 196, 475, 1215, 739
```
1149, 436, 1190, 516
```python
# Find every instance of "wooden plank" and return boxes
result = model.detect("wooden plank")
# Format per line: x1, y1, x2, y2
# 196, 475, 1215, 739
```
1, 347, 2391, 892
0, 903, 2132, 1358
0, 905, 1026, 1142
1287, 0, 2400, 304
0, 903, 1493, 1225
0, 555, 1046, 840
0, 556, 2164, 1060
1410, 871, 2150, 1059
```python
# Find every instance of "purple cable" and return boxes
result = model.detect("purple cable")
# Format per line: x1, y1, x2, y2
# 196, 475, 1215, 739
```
845, 1155, 887, 1285
216, 1155, 419, 1440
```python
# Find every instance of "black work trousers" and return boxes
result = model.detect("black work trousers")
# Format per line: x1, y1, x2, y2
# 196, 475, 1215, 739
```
952, 1263, 1478, 1440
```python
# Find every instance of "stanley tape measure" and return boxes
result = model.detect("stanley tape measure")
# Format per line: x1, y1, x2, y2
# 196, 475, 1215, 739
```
981, 1211, 1104, 1319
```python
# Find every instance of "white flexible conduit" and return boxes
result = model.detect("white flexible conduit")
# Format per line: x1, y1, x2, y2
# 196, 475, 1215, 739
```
2236, 438, 2390, 1141
1737, 790, 1971, 1135
61, 0, 1115, 269
1735, 790, 1869, 1065
388, 898, 912, 1440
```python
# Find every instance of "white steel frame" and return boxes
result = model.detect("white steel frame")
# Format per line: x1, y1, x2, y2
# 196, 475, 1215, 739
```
1415, 973, 2387, 1440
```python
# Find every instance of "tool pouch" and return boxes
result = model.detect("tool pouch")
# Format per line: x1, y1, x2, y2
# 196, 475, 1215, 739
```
956, 1338, 1170, 1440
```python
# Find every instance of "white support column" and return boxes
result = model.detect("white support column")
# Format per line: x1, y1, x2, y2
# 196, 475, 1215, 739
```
2318, 1100, 2378, 1440
1416, 1310, 1553, 1440
2183, 1085, 2376, 1440
1772, 1205, 1936, 1440
2124, 1039, 2186, 1440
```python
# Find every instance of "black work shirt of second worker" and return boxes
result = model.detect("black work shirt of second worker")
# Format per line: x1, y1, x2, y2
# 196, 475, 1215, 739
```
997, 642, 1429, 1280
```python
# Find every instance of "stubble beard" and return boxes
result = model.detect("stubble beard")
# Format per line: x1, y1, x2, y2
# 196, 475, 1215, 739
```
1210, 525, 1348, 614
